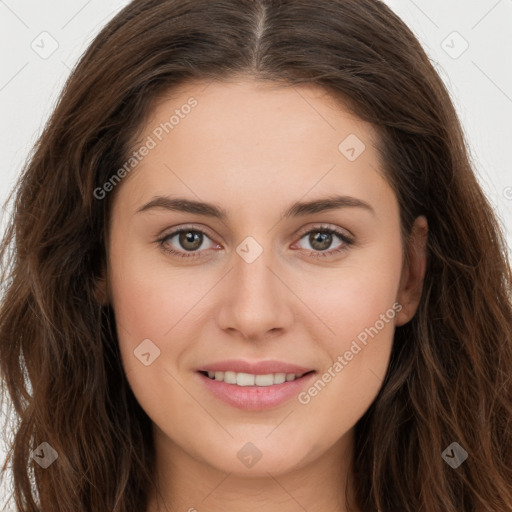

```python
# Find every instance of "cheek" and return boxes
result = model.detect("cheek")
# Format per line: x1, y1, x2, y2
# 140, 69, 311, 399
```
290, 235, 403, 425
108, 230, 191, 332
326, 267, 401, 351
296, 230, 403, 351
107, 246, 198, 437
107, 236, 188, 376
298, 252, 401, 426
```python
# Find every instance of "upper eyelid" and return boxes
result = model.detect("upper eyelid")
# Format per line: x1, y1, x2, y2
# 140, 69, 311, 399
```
161, 225, 218, 245
295, 223, 353, 240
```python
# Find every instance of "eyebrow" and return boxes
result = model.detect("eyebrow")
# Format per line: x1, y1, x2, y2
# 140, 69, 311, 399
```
135, 194, 375, 219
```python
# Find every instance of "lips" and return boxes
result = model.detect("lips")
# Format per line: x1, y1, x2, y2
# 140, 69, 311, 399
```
197, 359, 314, 375
196, 359, 317, 410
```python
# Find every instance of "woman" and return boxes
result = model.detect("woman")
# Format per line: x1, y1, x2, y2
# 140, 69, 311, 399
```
1, 1, 511, 511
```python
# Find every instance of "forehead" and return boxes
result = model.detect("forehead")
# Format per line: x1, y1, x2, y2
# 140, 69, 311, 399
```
113, 79, 391, 219
141, 78, 377, 155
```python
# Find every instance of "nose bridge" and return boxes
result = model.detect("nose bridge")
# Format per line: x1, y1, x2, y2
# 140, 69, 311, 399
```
216, 234, 293, 338
233, 235, 281, 305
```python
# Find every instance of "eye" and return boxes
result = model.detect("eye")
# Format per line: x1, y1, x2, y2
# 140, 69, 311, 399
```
158, 225, 220, 260
293, 225, 354, 259
157, 224, 354, 260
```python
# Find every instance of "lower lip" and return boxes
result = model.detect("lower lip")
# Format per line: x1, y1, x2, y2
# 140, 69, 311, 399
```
197, 371, 316, 410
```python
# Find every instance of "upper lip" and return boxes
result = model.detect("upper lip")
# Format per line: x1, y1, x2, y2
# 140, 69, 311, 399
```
198, 359, 315, 375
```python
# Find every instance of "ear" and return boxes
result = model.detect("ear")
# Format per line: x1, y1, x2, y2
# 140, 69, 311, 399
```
93, 262, 110, 307
395, 215, 428, 327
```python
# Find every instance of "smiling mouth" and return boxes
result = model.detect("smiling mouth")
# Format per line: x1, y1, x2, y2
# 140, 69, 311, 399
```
198, 370, 315, 387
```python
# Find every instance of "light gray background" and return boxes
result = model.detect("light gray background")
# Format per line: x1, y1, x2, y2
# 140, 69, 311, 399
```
1, 0, 511, 508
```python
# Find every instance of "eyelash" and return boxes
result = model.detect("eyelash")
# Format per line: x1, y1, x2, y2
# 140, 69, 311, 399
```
157, 224, 354, 260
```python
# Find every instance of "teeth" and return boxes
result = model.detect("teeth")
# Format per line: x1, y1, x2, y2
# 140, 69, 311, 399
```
255, 374, 274, 386
224, 371, 237, 384
236, 373, 255, 386
203, 371, 304, 386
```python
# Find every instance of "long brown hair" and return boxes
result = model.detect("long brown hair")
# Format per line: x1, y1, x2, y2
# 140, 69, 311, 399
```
1, 1, 511, 510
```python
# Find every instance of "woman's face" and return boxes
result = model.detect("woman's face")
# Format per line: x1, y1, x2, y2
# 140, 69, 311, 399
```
103, 79, 426, 477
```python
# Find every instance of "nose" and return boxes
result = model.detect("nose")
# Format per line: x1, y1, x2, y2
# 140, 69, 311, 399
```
215, 244, 294, 341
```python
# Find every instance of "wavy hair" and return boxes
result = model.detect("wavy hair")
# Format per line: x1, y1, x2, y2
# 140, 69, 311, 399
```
1, 0, 511, 510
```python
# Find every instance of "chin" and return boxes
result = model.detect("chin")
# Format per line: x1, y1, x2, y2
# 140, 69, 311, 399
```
192, 436, 314, 476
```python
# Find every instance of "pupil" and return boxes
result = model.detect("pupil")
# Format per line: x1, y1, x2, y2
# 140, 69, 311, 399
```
311, 232, 331, 251
180, 231, 202, 251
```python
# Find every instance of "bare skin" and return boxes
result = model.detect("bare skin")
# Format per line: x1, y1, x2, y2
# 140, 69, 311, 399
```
97, 78, 428, 512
